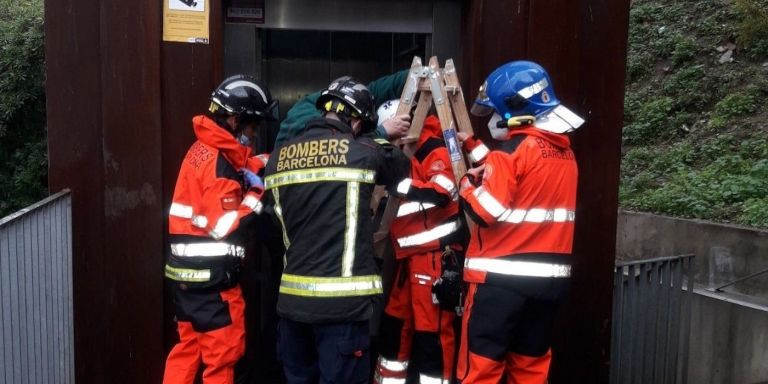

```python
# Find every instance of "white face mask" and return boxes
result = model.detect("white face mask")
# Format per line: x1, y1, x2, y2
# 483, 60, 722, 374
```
487, 113, 508, 140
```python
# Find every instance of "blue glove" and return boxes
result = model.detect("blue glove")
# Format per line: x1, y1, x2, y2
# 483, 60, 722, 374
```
241, 168, 264, 191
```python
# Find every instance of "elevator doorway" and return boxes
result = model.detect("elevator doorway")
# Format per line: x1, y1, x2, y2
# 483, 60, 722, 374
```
221, 2, 461, 382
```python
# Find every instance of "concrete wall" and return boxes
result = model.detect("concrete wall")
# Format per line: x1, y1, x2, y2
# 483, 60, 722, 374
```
616, 211, 768, 383
617, 211, 768, 298
689, 290, 768, 384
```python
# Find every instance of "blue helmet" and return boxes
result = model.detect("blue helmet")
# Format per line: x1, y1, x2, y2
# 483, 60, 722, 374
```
471, 61, 560, 119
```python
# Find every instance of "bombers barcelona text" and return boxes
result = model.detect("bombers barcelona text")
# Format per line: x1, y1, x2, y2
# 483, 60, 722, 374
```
277, 138, 350, 171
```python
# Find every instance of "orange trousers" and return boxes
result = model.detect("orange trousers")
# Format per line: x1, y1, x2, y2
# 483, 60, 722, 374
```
163, 285, 245, 384
457, 279, 568, 384
375, 252, 456, 383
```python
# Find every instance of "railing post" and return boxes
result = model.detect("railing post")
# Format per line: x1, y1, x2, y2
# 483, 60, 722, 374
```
610, 254, 695, 384
0, 190, 74, 384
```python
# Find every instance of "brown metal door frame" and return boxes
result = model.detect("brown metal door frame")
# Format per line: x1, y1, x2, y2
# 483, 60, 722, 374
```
46, 0, 628, 382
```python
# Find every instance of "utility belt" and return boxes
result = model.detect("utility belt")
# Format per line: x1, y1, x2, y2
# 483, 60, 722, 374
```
165, 241, 245, 291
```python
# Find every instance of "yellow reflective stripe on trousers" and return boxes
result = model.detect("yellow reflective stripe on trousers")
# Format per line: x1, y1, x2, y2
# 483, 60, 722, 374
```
279, 274, 383, 297
164, 265, 211, 282
271, 187, 291, 267
265, 167, 376, 189
342, 182, 359, 277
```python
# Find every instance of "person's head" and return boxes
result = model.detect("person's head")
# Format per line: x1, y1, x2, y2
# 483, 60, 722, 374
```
376, 99, 400, 127
209, 74, 279, 145
316, 76, 377, 136
471, 60, 582, 139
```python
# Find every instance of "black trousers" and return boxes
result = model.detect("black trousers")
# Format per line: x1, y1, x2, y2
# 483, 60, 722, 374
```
277, 318, 370, 384
466, 276, 570, 361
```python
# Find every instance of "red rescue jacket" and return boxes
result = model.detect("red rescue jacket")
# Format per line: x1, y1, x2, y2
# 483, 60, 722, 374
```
389, 116, 462, 258
459, 126, 578, 283
165, 115, 266, 288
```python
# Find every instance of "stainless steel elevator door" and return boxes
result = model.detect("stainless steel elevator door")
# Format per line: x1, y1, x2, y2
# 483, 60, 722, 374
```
257, 29, 427, 150
262, 29, 428, 120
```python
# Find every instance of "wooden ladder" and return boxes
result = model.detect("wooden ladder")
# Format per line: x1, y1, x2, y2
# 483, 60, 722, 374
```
373, 56, 476, 258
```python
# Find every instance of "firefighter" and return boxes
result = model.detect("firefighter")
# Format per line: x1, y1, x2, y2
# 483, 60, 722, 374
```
264, 76, 410, 384
455, 61, 585, 383
373, 101, 465, 384
277, 70, 411, 146
163, 75, 279, 384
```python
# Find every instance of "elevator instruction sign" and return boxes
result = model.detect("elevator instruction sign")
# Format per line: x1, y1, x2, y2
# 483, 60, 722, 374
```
163, 0, 210, 44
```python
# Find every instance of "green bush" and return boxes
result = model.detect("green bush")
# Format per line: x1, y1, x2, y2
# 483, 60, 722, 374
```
733, 0, 768, 57
711, 86, 763, 121
627, 52, 655, 82
0, 0, 47, 217
670, 37, 698, 67
741, 197, 768, 228
623, 97, 676, 145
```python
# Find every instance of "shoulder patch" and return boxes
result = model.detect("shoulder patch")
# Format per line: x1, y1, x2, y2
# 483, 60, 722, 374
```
482, 163, 493, 182
374, 138, 391, 146
430, 159, 446, 172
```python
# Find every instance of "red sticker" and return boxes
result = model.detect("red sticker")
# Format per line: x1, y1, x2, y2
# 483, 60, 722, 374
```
221, 196, 239, 210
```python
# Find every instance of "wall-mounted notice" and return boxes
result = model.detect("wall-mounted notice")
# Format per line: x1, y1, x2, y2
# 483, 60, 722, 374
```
163, 0, 210, 44
226, 0, 265, 24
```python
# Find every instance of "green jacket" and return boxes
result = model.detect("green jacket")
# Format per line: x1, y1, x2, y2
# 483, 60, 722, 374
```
275, 70, 408, 146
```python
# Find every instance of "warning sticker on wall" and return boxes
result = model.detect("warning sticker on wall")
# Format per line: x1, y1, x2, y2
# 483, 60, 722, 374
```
163, 0, 210, 44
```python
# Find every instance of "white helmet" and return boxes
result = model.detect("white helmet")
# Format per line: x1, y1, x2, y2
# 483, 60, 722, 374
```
376, 99, 400, 126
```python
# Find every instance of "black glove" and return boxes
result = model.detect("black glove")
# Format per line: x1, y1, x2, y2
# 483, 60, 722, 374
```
431, 246, 465, 315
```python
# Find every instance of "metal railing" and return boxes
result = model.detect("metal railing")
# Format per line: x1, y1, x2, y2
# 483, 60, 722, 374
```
712, 265, 768, 292
0, 190, 74, 384
610, 254, 695, 384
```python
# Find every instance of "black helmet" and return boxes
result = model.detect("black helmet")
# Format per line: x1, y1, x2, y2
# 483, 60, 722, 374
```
316, 76, 377, 129
209, 74, 279, 122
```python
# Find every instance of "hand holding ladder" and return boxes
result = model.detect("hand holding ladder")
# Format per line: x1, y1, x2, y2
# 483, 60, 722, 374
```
373, 56, 476, 258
